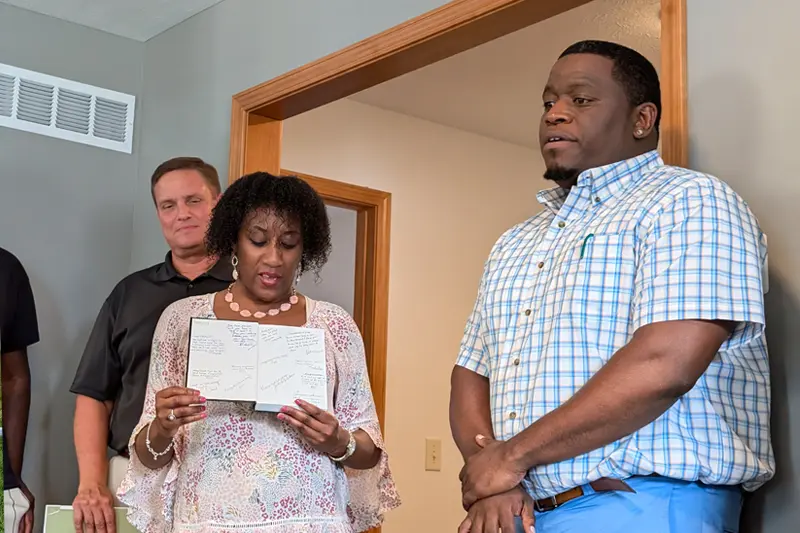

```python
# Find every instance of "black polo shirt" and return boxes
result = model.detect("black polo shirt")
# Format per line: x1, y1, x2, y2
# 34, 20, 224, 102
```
0, 247, 40, 490
70, 253, 232, 455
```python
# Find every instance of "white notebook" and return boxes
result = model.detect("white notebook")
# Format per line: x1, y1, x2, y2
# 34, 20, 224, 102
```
186, 317, 328, 412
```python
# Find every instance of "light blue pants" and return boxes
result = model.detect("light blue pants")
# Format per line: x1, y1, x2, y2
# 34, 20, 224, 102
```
514, 476, 743, 533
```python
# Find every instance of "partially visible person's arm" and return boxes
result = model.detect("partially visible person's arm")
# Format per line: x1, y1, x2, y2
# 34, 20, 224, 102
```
1, 252, 39, 479
70, 298, 122, 533
450, 366, 494, 461
0, 249, 40, 533
2, 348, 31, 478
450, 254, 495, 461
73, 395, 114, 489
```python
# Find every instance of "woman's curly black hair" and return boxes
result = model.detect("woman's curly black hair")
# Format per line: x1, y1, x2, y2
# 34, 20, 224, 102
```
206, 172, 331, 276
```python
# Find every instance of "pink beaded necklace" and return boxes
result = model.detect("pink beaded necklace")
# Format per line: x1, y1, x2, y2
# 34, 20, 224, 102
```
223, 282, 300, 319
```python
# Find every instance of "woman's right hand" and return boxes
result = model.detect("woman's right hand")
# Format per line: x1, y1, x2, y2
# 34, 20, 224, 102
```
153, 386, 207, 438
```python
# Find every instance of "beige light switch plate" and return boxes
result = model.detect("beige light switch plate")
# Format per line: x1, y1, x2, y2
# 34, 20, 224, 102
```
425, 438, 442, 471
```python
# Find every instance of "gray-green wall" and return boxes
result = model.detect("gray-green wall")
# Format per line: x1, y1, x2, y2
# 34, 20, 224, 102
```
0, 3, 144, 527
129, 0, 452, 270
687, 1, 800, 531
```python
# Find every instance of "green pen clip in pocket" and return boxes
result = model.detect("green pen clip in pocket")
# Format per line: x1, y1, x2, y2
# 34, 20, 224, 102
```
579, 233, 595, 259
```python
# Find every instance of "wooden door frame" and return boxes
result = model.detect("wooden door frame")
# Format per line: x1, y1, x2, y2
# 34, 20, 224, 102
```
227, 0, 688, 471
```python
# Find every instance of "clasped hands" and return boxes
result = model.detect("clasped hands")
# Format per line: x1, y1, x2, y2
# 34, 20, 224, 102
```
154, 387, 349, 457
458, 435, 535, 533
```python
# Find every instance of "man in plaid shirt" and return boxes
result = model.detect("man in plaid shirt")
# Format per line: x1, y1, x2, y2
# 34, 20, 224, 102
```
450, 40, 773, 533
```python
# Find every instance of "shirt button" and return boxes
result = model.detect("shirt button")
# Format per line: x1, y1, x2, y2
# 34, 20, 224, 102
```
524, 309, 531, 316
509, 412, 517, 420
594, 196, 601, 203
188, 283, 194, 289
513, 358, 520, 366
557, 221, 566, 228
537, 262, 544, 269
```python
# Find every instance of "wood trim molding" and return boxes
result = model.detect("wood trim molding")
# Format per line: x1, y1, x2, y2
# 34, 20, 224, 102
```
243, 115, 283, 176
660, 0, 688, 167
231, 0, 594, 119
228, 97, 249, 184
285, 171, 391, 431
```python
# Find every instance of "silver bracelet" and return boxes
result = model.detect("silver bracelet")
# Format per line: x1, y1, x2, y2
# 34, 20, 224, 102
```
145, 419, 175, 461
330, 430, 357, 463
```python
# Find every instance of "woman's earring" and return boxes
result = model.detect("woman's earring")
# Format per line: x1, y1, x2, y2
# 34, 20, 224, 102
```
289, 272, 300, 304
231, 255, 239, 281
635, 128, 644, 138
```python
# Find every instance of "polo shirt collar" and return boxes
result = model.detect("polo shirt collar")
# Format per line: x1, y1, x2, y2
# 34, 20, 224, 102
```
153, 252, 233, 283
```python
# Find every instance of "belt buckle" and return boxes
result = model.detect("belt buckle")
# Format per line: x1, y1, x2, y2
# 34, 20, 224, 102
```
534, 496, 559, 512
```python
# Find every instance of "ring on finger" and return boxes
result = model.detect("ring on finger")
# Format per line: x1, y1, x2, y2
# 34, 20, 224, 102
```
167, 409, 176, 421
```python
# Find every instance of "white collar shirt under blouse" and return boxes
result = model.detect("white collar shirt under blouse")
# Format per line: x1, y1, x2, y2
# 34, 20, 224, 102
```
118, 294, 400, 533
456, 150, 774, 500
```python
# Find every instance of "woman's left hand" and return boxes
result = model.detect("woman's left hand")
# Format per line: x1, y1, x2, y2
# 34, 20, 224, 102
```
278, 399, 349, 457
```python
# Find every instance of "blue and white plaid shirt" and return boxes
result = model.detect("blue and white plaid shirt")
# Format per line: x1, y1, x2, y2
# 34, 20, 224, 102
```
456, 150, 774, 499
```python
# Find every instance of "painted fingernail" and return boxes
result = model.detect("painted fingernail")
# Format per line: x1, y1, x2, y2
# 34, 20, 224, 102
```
199, 396, 207, 402
201, 411, 208, 418
200, 405, 206, 411
277, 414, 285, 421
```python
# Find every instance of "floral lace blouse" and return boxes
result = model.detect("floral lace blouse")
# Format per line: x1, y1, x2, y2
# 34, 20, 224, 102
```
117, 294, 400, 533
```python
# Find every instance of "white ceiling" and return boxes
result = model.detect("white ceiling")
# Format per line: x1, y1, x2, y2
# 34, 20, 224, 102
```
0, 0, 224, 41
349, 0, 660, 150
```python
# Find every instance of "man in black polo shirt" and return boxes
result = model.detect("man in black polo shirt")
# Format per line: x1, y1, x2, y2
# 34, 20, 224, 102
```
1, 246, 40, 533
70, 157, 233, 533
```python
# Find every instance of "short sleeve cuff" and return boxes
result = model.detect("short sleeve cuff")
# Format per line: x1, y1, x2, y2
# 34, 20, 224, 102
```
633, 299, 766, 349
456, 348, 490, 377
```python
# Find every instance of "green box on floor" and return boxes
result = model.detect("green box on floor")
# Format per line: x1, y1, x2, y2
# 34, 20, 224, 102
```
43, 506, 139, 533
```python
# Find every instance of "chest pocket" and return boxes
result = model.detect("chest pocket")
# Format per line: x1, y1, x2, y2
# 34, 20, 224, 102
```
558, 232, 637, 324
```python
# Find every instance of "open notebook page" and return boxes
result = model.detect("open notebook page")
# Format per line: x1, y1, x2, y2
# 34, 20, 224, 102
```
186, 318, 259, 401
256, 325, 328, 412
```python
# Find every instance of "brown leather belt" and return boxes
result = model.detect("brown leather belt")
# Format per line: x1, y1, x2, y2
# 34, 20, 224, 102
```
534, 478, 634, 512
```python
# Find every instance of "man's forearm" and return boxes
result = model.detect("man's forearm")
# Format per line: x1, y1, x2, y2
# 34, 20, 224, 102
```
506, 320, 732, 471
74, 395, 113, 486
2, 350, 31, 476
450, 366, 495, 461
3, 378, 30, 475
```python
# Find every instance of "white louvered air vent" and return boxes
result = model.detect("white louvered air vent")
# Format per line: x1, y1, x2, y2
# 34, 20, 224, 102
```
0, 63, 135, 153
